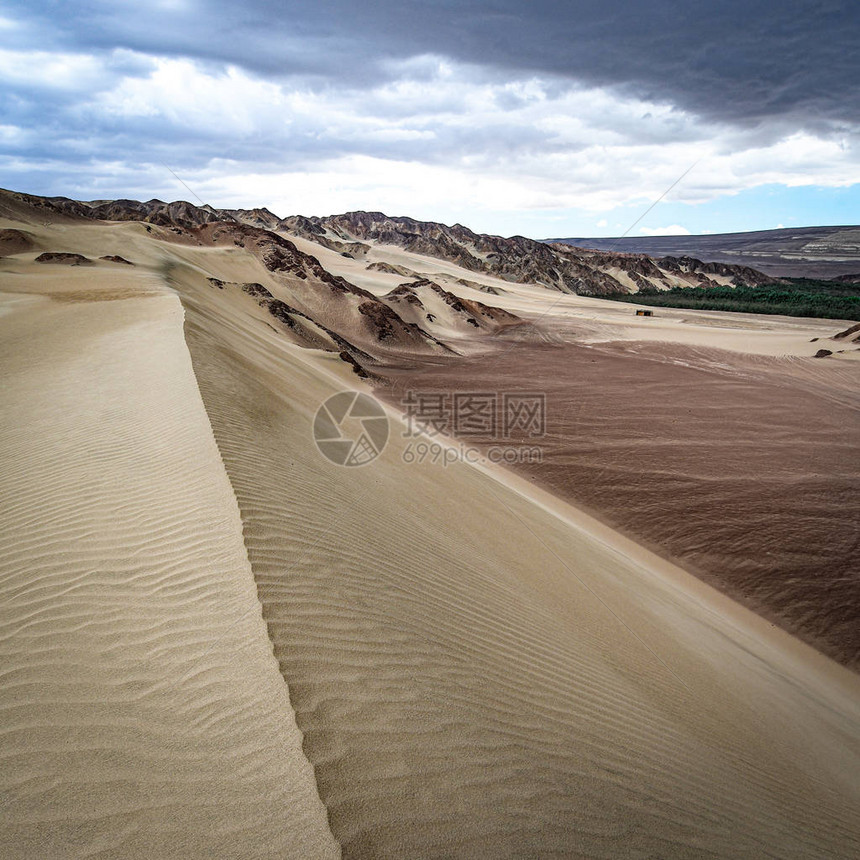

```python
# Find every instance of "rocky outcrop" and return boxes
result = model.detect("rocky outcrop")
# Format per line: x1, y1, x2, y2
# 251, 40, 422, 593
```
356, 299, 451, 351
220, 207, 283, 231
100, 255, 134, 265
0, 228, 34, 256
657, 255, 773, 286
37, 195, 225, 230
203, 232, 447, 355
366, 261, 424, 278
383, 279, 521, 335
253, 213, 370, 257
34, 252, 93, 266
832, 322, 860, 342
192, 222, 375, 302
455, 278, 504, 295
206, 277, 378, 366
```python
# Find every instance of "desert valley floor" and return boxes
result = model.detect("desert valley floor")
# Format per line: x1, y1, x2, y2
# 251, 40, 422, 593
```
1, 193, 859, 858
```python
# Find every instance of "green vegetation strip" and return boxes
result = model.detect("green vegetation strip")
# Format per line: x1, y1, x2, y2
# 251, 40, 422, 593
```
605, 279, 860, 321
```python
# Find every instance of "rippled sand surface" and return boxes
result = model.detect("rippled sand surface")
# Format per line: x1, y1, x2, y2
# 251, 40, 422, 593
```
184, 279, 860, 858
0, 284, 337, 858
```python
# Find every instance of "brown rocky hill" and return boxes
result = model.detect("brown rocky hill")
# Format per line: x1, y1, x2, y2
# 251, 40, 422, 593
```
382, 278, 522, 336
3, 190, 225, 230
268, 210, 774, 295
0, 189, 774, 296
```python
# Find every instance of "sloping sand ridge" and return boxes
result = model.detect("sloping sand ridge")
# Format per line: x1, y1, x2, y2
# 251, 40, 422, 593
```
0, 272, 338, 857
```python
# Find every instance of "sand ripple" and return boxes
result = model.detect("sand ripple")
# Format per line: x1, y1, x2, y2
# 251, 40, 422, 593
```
0, 292, 337, 858
185, 301, 860, 859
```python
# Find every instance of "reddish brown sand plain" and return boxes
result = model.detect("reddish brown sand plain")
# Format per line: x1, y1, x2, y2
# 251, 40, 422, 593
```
380, 335, 860, 668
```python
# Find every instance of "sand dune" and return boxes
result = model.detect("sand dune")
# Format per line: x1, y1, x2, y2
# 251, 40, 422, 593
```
179, 256, 860, 857
1, 204, 859, 858
0, 279, 337, 857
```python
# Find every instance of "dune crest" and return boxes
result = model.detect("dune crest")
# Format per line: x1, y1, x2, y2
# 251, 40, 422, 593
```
0, 284, 338, 858
180, 263, 860, 858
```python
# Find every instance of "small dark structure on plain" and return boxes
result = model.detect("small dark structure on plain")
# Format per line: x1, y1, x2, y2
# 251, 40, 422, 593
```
635, 309, 653, 317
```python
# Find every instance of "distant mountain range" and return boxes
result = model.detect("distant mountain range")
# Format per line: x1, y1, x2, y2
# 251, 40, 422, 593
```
1, 189, 778, 297
543, 226, 860, 280
7, 188, 858, 284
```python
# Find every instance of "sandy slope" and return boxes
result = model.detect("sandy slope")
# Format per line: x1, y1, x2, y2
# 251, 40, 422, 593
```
1, 214, 859, 858
178, 254, 860, 857
381, 336, 860, 667
0, 277, 337, 857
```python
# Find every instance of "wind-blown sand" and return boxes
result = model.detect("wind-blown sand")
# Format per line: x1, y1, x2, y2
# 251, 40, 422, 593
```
183, 289, 860, 858
0, 279, 337, 857
1, 209, 859, 857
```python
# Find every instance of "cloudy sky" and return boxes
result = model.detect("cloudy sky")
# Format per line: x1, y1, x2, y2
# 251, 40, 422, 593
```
1, 0, 858, 237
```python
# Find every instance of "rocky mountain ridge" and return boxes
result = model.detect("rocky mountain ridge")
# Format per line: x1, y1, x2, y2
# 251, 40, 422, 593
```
1, 189, 775, 296
546, 226, 860, 280
282, 210, 775, 294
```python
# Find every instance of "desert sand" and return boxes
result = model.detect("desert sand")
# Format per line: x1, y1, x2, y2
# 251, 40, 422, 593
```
1, 201, 859, 857
0, 261, 337, 857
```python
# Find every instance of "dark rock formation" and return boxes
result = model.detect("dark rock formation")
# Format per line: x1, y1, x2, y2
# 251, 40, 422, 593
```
34, 252, 92, 266
657, 255, 773, 286
383, 278, 521, 333
366, 261, 424, 278
240, 282, 274, 299
287, 211, 774, 296
0, 228, 34, 255
832, 322, 860, 342
339, 350, 371, 378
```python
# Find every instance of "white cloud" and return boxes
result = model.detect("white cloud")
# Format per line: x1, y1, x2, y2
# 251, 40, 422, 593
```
3, 48, 859, 232
0, 49, 105, 91
0, 124, 27, 144
93, 58, 288, 132
77, 54, 860, 211
195, 155, 558, 219
640, 224, 691, 235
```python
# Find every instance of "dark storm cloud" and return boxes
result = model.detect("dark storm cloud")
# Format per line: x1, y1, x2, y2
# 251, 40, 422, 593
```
1, 0, 856, 223
10, 0, 859, 129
